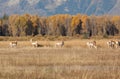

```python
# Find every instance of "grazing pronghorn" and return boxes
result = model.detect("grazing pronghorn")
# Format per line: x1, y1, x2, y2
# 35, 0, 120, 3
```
55, 41, 64, 47
30, 39, 38, 47
107, 40, 116, 48
9, 41, 17, 48
86, 41, 97, 49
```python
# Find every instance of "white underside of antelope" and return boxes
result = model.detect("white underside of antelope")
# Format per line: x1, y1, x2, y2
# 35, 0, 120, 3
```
31, 41, 38, 47
55, 41, 64, 47
9, 42, 17, 48
107, 41, 116, 48
86, 42, 97, 49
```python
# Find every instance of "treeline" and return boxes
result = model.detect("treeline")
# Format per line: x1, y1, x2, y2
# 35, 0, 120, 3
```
0, 14, 120, 37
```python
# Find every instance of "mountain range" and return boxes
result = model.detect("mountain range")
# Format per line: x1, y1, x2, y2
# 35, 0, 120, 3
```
0, 0, 120, 17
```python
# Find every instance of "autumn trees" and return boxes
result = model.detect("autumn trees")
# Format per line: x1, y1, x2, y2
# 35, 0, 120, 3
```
85, 15, 119, 37
0, 14, 9, 36
0, 13, 120, 37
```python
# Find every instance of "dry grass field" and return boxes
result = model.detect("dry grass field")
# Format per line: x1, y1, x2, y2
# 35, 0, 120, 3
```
0, 39, 120, 79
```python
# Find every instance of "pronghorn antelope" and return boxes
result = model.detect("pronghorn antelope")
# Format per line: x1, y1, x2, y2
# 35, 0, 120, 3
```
86, 41, 97, 49
9, 41, 17, 48
55, 41, 64, 47
30, 39, 38, 47
107, 40, 116, 48
115, 40, 120, 48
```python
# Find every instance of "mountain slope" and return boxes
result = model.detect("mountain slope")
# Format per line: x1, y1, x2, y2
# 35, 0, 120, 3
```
109, 0, 120, 15
0, 0, 119, 17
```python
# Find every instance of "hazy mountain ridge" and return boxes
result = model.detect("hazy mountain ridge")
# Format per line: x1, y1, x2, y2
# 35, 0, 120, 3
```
0, 0, 120, 17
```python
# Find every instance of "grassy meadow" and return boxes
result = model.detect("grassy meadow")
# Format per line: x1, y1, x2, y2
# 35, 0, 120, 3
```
0, 36, 120, 79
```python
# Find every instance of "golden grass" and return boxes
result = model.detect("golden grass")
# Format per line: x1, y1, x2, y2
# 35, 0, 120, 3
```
0, 45, 119, 78
0, 39, 120, 79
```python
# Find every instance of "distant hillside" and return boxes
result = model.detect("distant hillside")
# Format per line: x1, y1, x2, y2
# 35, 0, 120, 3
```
0, 0, 120, 16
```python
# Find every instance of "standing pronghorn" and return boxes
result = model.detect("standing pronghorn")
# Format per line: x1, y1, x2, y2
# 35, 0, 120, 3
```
9, 41, 17, 48
86, 41, 97, 49
30, 39, 38, 47
107, 40, 116, 48
55, 41, 64, 47
115, 40, 120, 48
